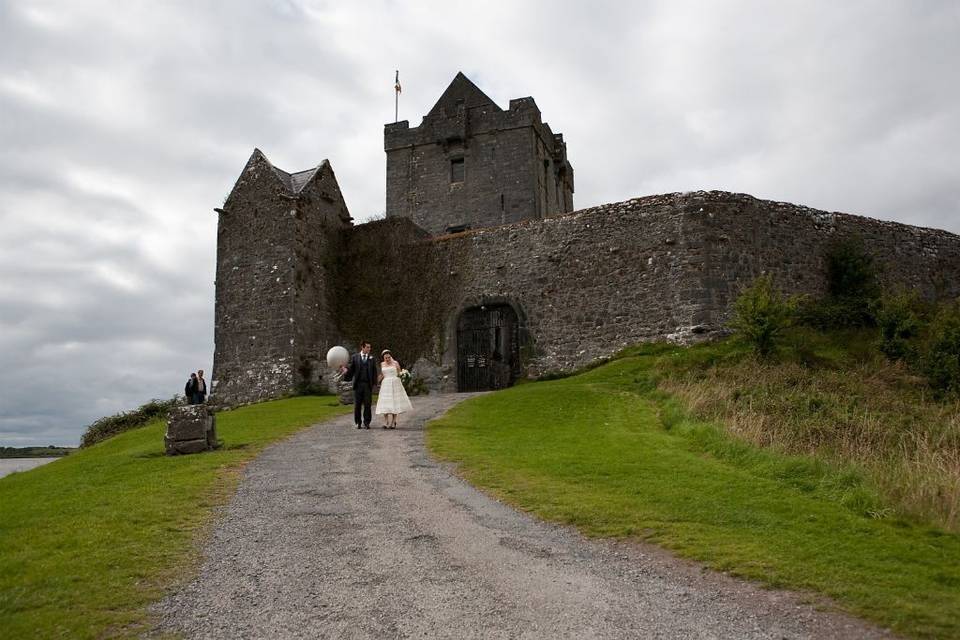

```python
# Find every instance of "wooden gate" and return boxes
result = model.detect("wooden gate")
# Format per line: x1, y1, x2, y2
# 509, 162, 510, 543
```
456, 304, 520, 392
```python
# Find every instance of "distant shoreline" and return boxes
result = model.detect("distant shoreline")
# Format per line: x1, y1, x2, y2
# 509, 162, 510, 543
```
0, 447, 76, 459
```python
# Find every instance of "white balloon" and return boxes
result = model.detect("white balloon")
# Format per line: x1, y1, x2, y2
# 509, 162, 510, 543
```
326, 346, 349, 369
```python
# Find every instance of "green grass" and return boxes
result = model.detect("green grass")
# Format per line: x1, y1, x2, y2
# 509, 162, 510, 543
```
427, 347, 960, 639
0, 396, 349, 639
654, 329, 960, 531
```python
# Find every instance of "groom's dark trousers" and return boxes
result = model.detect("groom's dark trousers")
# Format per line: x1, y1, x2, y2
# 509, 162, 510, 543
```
353, 383, 372, 426
344, 352, 377, 427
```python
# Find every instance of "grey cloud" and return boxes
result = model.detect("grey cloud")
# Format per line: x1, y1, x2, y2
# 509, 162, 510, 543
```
1, 0, 958, 446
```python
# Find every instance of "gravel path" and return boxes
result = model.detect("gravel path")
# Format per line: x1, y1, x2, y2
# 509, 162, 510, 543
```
153, 393, 894, 639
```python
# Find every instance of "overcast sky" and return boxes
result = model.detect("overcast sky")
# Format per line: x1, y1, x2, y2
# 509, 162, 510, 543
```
2, 1, 958, 446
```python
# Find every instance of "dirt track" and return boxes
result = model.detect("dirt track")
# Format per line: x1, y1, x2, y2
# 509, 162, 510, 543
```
153, 393, 893, 639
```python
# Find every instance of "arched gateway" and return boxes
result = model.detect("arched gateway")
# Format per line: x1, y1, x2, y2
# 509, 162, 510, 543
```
456, 304, 522, 392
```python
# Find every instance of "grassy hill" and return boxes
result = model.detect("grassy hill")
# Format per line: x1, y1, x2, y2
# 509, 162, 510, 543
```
0, 396, 349, 639
3, 327, 958, 638
427, 329, 960, 639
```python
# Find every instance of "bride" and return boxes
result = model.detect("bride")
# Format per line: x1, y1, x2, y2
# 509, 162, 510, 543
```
376, 349, 412, 429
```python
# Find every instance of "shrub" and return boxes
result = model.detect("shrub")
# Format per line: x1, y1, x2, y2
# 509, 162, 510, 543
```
921, 302, 960, 394
80, 397, 182, 448
826, 236, 880, 301
404, 376, 430, 396
729, 275, 800, 357
801, 237, 880, 329
294, 381, 334, 396
875, 289, 924, 361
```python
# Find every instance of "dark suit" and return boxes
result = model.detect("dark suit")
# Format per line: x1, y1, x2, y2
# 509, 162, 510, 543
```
343, 352, 378, 427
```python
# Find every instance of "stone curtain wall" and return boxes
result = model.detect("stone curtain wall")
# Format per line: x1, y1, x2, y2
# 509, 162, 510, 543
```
338, 194, 712, 386
681, 192, 960, 326
339, 192, 960, 390
429, 196, 711, 379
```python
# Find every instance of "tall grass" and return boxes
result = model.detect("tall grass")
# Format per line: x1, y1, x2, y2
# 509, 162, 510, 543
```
656, 330, 960, 530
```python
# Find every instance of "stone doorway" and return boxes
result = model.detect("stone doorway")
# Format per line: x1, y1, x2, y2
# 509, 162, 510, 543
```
456, 304, 521, 392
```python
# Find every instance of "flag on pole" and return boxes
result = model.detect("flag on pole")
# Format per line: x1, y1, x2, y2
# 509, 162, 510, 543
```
395, 70, 402, 94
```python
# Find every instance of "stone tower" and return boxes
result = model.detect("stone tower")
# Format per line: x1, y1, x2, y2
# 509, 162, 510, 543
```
384, 72, 574, 236
211, 149, 351, 404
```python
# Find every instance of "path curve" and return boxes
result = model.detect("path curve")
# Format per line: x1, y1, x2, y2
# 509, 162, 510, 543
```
154, 393, 893, 639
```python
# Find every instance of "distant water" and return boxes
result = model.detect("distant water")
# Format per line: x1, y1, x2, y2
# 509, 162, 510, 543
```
0, 457, 59, 479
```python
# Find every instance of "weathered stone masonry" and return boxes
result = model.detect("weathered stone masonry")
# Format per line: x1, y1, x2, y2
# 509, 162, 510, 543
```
212, 150, 350, 404
385, 72, 573, 236
335, 191, 960, 392
211, 74, 960, 405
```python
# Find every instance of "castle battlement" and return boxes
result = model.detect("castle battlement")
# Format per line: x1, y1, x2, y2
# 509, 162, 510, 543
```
384, 72, 574, 235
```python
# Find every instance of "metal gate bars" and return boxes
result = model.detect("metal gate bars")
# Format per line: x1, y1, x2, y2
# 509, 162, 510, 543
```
456, 304, 520, 392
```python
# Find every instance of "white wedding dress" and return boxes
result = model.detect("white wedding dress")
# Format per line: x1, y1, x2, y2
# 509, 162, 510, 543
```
376, 364, 413, 414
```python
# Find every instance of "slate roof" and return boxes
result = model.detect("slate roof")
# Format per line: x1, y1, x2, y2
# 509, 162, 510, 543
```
252, 149, 329, 195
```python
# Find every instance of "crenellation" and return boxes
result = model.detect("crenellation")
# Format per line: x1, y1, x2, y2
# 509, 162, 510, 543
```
385, 72, 574, 235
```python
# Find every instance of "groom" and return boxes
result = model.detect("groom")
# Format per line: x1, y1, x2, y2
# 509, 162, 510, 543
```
341, 341, 378, 429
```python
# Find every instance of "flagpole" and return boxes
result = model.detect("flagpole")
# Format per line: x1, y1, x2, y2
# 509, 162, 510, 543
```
394, 70, 399, 123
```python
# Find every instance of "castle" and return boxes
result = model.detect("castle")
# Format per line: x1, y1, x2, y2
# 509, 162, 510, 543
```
211, 73, 960, 405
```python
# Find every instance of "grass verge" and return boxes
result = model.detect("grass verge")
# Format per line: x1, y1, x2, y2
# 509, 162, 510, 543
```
427, 343, 960, 639
0, 396, 349, 639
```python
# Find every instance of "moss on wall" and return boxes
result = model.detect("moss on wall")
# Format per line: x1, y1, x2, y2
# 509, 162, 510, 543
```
331, 218, 471, 367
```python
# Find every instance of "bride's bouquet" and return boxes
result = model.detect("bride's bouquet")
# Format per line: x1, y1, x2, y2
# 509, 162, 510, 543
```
399, 369, 411, 383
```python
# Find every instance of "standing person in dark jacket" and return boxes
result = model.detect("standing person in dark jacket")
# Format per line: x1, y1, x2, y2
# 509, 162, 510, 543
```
185, 373, 198, 404
340, 341, 378, 429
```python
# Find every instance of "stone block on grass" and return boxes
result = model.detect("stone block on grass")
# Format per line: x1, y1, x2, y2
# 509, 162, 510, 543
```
165, 405, 220, 455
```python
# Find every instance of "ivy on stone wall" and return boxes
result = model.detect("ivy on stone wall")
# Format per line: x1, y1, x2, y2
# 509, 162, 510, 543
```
330, 218, 471, 368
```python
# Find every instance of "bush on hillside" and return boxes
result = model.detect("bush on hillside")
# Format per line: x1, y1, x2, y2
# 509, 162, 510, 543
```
294, 381, 334, 396
921, 302, 960, 394
800, 237, 881, 329
729, 274, 800, 357
80, 397, 182, 448
826, 236, 880, 301
875, 289, 924, 361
